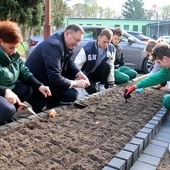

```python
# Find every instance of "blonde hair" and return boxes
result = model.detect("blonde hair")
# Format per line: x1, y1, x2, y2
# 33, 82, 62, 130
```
145, 40, 158, 53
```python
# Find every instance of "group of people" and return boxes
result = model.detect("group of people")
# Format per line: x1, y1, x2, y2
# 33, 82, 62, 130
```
125, 40, 170, 110
3, 20, 168, 125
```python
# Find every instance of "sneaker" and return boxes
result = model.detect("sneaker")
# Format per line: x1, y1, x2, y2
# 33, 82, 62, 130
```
98, 84, 106, 92
76, 88, 89, 100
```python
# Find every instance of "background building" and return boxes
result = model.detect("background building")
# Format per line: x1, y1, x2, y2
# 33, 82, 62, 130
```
65, 18, 170, 38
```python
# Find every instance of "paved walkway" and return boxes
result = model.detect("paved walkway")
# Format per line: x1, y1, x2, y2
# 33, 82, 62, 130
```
102, 107, 170, 170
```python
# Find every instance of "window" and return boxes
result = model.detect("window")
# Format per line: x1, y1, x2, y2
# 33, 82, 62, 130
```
133, 25, 138, 31
142, 26, 146, 35
115, 25, 120, 28
124, 25, 129, 30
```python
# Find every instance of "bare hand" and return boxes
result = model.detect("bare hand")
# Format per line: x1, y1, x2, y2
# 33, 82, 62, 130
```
76, 71, 90, 87
4, 89, 22, 105
74, 80, 89, 88
39, 85, 52, 97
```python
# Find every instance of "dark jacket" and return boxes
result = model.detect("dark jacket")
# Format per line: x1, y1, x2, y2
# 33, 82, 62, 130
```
0, 46, 36, 96
25, 32, 80, 90
114, 44, 124, 68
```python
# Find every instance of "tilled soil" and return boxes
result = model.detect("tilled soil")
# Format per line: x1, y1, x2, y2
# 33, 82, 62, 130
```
0, 86, 167, 170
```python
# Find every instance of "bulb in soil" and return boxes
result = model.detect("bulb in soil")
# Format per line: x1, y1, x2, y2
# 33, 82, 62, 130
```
48, 109, 59, 118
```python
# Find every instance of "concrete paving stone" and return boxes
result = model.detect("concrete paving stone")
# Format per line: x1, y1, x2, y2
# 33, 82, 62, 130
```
115, 150, 133, 170
148, 119, 159, 132
129, 138, 144, 156
137, 153, 161, 166
102, 166, 117, 170
143, 144, 166, 158
17, 118, 30, 123
159, 107, 168, 113
123, 143, 139, 164
0, 125, 9, 131
28, 115, 39, 120
155, 113, 167, 125
159, 125, 170, 133
37, 112, 48, 117
152, 116, 162, 128
6, 121, 20, 127
130, 161, 156, 170
107, 157, 126, 170
140, 127, 152, 143
151, 139, 169, 148
144, 123, 156, 138
154, 131, 170, 143
135, 132, 149, 149
163, 118, 170, 127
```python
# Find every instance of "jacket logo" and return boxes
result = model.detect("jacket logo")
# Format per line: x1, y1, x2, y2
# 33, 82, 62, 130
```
88, 54, 97, 61
106, 51, 114, 58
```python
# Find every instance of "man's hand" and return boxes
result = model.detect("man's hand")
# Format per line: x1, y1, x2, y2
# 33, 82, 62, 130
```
39, 85, 52, 98
124, 86, 136, 99
76, 71, 90, 87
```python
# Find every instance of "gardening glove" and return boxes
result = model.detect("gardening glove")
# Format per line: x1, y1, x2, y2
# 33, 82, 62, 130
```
124, 86, 136, 99
136, 88, 144, 93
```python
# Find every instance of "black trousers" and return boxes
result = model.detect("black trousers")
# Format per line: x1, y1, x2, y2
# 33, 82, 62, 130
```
0, 81, 32, 123
27, 73, 78, 113
85, 61, 110, 94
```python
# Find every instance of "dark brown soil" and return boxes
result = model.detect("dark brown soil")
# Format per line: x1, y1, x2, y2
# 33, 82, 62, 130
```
0, 86, 168, 170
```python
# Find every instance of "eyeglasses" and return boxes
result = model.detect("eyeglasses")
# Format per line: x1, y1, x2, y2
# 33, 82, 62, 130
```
70, 32, 81, 43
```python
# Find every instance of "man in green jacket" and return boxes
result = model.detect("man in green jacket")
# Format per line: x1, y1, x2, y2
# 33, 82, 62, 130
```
124, 42, 170, 109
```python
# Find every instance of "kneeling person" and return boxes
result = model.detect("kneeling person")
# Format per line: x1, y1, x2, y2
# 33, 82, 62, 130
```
112, 27, 137, 84
74, 28, 115, 96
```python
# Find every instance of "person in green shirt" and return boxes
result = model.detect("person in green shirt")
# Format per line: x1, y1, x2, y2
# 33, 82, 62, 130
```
0, 20, 51, 125
124, 42, 170, 109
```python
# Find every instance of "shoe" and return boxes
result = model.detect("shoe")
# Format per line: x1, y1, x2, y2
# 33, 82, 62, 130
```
154, 84, 163, 90
98, 84, 106, 92
76, 88, 89, 100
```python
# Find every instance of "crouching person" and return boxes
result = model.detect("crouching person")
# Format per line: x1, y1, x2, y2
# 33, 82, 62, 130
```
74, 28, 115, 98
112, 27, 137, 84
0, 20, 51, 125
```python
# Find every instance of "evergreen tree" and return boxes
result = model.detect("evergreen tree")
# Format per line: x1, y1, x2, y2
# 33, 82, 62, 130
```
52, 0, 68, 29
122, 0, 147, 20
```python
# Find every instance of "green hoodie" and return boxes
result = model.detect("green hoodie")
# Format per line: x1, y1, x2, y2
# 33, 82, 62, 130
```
0, 46, 32, 96
137, 67, 170, 88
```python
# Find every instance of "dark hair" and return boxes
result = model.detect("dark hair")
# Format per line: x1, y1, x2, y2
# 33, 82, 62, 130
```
112, 27, 123, 36
151, 42, 170, 60
0, 20, 23, 43
65, 24, 85, 34
99, 28, 113, 40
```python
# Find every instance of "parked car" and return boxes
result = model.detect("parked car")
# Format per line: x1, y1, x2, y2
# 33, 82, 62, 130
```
157, 36, 170, 44
126, 31, 151, 42
27, 26, 154, 73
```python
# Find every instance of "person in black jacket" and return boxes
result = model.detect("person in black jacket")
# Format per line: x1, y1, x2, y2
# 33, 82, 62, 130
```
25, 24, 90, 112
112, 28, 137, 84
0, 20, 51, 125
